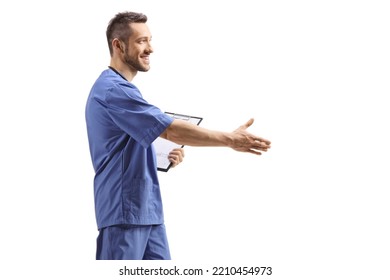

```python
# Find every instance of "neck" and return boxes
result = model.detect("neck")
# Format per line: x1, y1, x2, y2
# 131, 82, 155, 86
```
109, 60, 137, 82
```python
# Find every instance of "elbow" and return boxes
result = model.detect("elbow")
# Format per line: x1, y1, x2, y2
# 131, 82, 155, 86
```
161, 126, 181, 144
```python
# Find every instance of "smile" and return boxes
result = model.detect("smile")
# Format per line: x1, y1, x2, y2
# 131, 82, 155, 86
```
141, 56, 150, 63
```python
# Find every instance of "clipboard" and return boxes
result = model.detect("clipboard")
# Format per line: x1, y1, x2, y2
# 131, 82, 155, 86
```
154, 112, 203, 172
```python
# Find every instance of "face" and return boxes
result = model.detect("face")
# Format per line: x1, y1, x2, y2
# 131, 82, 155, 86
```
122, 23, 153, 72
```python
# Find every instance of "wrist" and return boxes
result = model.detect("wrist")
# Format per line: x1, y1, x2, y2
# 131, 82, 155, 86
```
223, 132, 234, 148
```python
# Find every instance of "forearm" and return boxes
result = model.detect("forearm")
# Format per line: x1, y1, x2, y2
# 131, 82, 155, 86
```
161, 118, 271, 155
161, 119, 233, 147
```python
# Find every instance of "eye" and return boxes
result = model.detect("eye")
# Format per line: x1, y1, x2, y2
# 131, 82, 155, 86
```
137, 38, 151, 44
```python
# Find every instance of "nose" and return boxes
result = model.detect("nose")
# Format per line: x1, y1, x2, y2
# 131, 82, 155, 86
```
147, 42, 153, 54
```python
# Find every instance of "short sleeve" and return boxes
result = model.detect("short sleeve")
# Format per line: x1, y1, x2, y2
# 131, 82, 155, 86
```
104, 82, 173, 148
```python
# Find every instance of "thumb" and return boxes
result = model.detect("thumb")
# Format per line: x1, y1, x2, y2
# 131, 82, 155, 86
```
243, 118, 254, 129
236, 118, 254, 131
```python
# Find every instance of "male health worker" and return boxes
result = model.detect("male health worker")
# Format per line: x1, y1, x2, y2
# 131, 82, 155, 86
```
85, 11, 271, 260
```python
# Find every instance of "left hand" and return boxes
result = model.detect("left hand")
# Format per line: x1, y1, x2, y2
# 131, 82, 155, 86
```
168, 148, 185, 168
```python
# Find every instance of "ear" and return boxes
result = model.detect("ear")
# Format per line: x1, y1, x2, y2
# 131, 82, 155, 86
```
112, 39, 124, 54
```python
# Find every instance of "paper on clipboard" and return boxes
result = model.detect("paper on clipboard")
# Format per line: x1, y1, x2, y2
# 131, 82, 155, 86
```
154, 112, 203, 172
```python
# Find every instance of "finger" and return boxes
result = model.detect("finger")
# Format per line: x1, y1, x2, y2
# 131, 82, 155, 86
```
254, 136, 270, 143
168, 151, 184, 166
259, 141, 271, 149
251, 141, 271, 152
169, 150, 184, 160
177, 148, 185, 158
254, 146, 269, 152
168, 155, 179, 167
242, 118, 254, 129
168, 154, 180, 162
248, 149, 262, 156
255, 137, 271, 146
234, 118, 254, 133
171, 148, 185, 157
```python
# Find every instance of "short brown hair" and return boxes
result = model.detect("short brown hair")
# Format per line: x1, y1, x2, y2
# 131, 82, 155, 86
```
106, 11, 148, 56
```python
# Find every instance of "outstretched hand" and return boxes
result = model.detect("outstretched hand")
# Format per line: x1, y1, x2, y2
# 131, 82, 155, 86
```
230, 118, 271, 155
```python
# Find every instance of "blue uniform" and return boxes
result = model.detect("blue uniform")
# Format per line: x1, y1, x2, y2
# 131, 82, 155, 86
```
85, 68, 173, 259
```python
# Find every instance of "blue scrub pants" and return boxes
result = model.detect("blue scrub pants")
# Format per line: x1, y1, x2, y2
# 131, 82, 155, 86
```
96, 224, 171, 260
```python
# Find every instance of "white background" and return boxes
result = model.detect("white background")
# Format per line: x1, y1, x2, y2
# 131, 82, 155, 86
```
0, 0, 389, 279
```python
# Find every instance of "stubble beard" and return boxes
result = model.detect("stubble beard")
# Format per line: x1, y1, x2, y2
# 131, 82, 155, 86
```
124, 50, 150, 72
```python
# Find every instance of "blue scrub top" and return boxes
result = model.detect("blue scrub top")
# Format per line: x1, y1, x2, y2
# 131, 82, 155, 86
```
85, 68, 173, 229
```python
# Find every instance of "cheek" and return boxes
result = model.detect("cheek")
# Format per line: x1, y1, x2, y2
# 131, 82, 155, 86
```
133, 48, 143, 57
125, 45, 139, 56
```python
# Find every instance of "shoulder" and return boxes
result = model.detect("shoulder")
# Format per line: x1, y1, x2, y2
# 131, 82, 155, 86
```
93, 70, 140, 97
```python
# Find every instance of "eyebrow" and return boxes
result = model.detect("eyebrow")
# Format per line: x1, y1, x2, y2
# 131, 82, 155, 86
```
135, 36, 152, 41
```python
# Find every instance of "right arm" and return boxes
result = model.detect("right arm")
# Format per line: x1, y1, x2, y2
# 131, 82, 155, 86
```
160, 118, 271, 155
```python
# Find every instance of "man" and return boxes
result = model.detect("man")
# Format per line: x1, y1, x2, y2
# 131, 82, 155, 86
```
85, 11, 271, 260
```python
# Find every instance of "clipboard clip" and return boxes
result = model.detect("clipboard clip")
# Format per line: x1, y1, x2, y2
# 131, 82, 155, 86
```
167, 112, 191, 121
